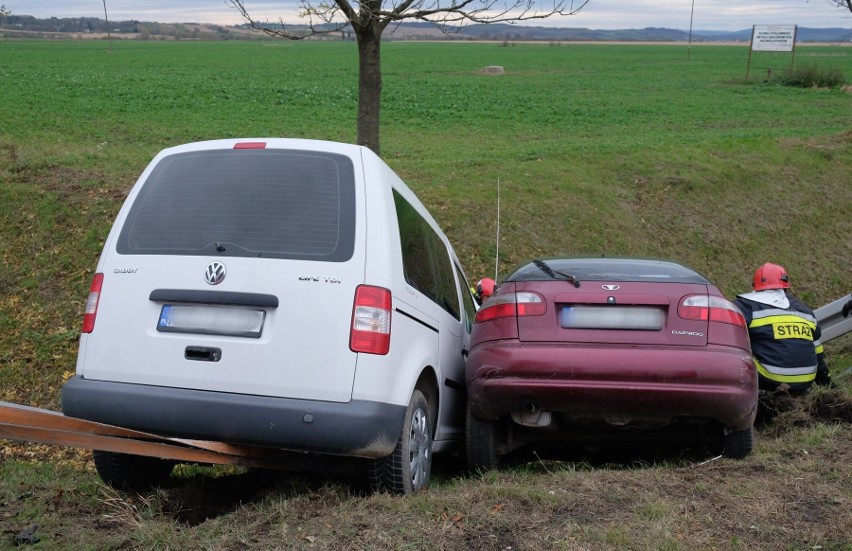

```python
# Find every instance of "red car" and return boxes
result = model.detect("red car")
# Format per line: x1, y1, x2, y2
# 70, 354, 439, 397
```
465, 258, 757, 469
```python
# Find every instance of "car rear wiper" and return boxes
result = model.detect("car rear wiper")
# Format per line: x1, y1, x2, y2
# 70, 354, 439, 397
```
533, 259, 581, 287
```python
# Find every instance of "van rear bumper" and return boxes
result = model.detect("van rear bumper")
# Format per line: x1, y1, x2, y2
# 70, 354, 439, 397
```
61, 376, 405, 458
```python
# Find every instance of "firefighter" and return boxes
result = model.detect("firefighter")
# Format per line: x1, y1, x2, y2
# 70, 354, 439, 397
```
734, 262, 831, 391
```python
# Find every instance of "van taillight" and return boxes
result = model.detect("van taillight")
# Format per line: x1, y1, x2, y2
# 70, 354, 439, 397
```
678, 295, 746, 327
350, 285, 392, 355
81, 273, 104, 333
475, 291, 545, 323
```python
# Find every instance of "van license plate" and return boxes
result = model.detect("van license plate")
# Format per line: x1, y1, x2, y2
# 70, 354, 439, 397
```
157, 305, 265, 338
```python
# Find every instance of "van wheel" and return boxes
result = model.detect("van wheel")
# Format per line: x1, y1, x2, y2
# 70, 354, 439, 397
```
723, 427, 754, 459
93, 450, 175, 492
369, 389, 432, 494
466, 404, 499, 471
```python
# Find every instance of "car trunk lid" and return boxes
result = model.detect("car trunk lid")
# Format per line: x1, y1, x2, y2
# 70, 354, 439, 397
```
517, 281, 710, 347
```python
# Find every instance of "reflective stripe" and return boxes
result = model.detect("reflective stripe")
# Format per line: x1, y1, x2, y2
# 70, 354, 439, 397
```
751, 308, 816, 324
815, 344, 825, 354
755, 360, 817, 384
749, 312, 816, 329
756, 360, 817, 376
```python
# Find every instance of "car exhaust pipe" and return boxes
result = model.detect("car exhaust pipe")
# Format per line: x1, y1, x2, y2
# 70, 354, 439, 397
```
511, 400, 552, 428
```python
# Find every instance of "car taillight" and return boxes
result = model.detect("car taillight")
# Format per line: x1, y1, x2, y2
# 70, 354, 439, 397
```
81, 273, 104, 333
350, 285, 392, 355
475, 291, 546, 323
233, 141, 266, 149
678, 295, 746, 327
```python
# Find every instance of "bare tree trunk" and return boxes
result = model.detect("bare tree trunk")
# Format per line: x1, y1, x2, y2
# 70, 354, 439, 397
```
355, 26, 382, 156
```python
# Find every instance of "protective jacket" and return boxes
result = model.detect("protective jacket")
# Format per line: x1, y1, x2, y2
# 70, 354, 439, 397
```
734, 289, 826, 390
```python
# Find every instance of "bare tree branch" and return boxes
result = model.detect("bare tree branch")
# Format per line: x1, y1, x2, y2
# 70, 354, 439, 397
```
822, 0, 852, 14
232, 0, 590, 36
229, 0, 347, 39
836, 0, 852, 13
390, 0, 591, 26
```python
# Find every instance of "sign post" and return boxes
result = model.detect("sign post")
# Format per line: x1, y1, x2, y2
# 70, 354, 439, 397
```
746, 25, 798, 81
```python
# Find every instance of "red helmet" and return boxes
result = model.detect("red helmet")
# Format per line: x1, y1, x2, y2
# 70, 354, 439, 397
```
752, 262, 790, 291
476, 278, 495, 301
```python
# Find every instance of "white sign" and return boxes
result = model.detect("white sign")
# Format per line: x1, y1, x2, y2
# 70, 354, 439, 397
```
751, 25, 797, 52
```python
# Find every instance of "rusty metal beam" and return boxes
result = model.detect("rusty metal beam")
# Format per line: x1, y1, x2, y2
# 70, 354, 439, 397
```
0, 401, 293, 468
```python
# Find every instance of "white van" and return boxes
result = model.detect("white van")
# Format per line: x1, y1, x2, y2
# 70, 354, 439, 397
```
62, 138, 477, 494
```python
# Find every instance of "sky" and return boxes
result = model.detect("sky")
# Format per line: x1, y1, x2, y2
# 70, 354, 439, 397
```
5, 0, 851, 31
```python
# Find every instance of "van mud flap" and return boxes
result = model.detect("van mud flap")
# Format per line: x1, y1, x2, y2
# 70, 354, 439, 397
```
0, 401, 295, 468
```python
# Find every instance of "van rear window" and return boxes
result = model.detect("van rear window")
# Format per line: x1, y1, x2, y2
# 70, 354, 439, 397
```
117, 149, 356, 261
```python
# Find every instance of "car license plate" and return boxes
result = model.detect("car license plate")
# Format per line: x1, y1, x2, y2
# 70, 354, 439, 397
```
157, 305, 266, 338
560, 306, 664, 331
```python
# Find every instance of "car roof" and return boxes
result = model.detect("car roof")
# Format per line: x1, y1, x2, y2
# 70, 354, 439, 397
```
505, 257, 710, 284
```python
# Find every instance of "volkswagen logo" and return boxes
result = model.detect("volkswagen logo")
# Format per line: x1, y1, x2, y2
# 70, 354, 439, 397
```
601, 284, 620, 291
205, 261, 226, 285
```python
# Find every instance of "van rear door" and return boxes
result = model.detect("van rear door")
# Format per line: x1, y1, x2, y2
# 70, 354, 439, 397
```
78, 145, 364, 403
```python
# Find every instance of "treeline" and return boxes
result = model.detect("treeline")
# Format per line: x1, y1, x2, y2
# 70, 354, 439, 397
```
1, 14, 849, 43
0, 15, 253, 40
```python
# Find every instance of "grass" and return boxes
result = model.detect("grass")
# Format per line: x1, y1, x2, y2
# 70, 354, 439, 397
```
0, 39, 851, 549
2, 419, 850, 550
777, 62, 847, 88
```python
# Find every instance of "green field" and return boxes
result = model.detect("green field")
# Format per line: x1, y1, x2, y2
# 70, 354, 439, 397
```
1, 40, 851, 550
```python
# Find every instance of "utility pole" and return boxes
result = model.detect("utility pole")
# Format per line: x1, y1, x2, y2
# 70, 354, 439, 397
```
102, 0, 112, 53
688, 0, 695, 60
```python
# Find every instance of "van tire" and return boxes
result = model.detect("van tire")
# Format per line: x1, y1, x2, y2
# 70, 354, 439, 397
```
93, 450, 175, 492
466, 404, 499, 472
368, 389, 432, 494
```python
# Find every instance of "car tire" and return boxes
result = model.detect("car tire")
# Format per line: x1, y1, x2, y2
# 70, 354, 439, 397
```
723, 427, 754, 459
465, 404, 499, 472
368, 388, 432, 494
93, 450, 175, 492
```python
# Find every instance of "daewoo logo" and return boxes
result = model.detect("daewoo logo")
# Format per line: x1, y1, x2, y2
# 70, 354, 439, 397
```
601, 285, 620, 291
204, 262, 226, 285
672, 330, 704, 337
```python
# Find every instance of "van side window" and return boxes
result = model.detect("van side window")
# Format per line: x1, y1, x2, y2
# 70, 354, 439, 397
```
394, 191, 460, 320
455, 264, 476, 333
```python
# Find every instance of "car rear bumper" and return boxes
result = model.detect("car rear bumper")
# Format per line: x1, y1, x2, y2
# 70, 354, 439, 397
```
61, 376, 404, 458
466, 342, 757, 431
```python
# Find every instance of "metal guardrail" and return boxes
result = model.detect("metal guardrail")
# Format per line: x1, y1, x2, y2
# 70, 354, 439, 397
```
815, 294, 852, 343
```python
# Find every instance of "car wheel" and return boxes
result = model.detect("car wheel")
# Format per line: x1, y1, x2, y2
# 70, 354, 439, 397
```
368, 388, 432, 494
723, 427, 754, 459
466, 404, 499, 471
93, 450, 175, 492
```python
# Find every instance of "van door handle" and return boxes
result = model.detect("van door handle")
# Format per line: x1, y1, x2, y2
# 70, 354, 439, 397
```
185, 346, 222, 362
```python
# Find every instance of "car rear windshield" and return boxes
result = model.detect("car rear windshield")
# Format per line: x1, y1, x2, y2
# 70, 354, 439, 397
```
507, 258, 709, 284
116, 149, 356, 261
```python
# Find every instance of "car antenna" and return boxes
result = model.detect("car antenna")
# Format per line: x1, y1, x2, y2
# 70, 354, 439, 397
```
494, 177, 501, 281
